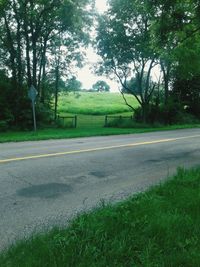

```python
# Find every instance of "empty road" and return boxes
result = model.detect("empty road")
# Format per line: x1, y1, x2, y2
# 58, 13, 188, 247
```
0, 128, 200, 250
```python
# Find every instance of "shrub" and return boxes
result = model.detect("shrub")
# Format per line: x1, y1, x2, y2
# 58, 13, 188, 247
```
0, 120, 9, 132
134, 100, 198, 125
106, 117, 134, 128
36, 102, 54, 127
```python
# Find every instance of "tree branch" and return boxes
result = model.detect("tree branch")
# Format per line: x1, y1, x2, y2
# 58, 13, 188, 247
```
112, 65, 142, 107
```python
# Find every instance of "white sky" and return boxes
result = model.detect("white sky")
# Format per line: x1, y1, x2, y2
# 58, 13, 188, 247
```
77, 45, 119, 92
95, 0, 108, 13
76, 0, 120, 92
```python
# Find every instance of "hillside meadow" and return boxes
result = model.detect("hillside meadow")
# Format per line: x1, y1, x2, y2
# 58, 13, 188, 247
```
57, 92, 138, 129
57, 92, 138, 116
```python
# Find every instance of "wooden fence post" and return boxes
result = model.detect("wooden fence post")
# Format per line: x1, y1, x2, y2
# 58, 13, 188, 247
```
74, 115, 77, 128
105, 115, 108, 127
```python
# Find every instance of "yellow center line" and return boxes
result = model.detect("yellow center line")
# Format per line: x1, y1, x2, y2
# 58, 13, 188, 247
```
0, 134, 200, 164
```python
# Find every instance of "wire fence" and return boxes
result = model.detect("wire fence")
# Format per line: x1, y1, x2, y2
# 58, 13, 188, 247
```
57, 115, 77, 128
57, 114, 134, 129
104, 115, 134, 127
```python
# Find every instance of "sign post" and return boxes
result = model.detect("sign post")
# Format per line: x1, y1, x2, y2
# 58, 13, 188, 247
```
28, 85, 38, 132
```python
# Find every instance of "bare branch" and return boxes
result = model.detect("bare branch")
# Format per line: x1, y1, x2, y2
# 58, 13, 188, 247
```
112, 64, 142, 107
119, 89, 136, 112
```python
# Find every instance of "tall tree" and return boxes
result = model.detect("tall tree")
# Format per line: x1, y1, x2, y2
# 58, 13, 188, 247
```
0, 0, 93, 125
96, 0, 158, 122
150, 0, 200, 103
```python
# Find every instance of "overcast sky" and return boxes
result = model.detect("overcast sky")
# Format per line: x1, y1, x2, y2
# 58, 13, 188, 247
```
77, 0, 120, 92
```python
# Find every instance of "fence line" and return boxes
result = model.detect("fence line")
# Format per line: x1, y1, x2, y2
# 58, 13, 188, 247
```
57, 115, 77, 128
104, 115, 133, 127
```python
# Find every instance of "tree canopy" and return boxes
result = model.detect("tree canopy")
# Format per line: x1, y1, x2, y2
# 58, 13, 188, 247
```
0, 0, 93, 127
95, 0, 200, 122
65, 76, 82, 92
92, 80, 110, 92
96, 0, 159, 121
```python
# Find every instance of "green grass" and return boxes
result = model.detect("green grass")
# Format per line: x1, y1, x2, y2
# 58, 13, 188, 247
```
58, 112, 134, 129
1, 167, 200, 266
58, 92, 138, 115
0, 124, 199, 143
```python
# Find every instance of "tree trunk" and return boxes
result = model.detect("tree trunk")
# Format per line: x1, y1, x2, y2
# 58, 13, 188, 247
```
3, 14, 21, 125
141, 103, 148, 124
38, 38, 47, 103
161, 62, 170, 105
23, 2, 32, 87
54, 66, 59, 121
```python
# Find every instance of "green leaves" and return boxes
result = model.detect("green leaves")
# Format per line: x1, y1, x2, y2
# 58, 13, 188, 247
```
92, 80, 110, 92
0, 0, 93, 126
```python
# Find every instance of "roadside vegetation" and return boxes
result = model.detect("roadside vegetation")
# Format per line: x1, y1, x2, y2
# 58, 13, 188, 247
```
0, 167, 200, 266
0, 92, 199, 143
1, 124, 200, 143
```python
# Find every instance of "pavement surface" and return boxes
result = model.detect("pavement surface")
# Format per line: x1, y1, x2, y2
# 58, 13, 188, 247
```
0, 128, 200, 250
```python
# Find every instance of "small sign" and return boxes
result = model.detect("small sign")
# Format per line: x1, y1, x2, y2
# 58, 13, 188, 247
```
28, 85, 38, 101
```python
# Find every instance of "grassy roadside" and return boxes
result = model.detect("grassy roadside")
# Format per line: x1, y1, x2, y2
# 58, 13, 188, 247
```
0, 167, 200, 266
0, 124, 199, 143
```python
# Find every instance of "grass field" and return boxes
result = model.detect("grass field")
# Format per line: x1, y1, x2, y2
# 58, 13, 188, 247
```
0, 167, 200, 266
58, 92, 138, 115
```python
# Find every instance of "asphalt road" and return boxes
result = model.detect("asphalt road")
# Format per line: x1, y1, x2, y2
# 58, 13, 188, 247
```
0, 128, 200, 250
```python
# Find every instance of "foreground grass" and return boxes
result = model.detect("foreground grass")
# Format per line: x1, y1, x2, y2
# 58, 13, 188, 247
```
0, 123, 199, 143
1, 167, 200, 266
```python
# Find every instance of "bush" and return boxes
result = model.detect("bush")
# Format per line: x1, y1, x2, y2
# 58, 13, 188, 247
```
36, 102, 54, 127
105, 116, 155, 128
134, 100, 199, 125
173, 74, 200, 119
0, 120, 9, 132
56, 117, 75, 128
106, 117, 135, 128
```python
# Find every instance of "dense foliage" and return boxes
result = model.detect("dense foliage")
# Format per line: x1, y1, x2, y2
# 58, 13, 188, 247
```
96, 0, 200, 123
0, 0, 92, 128
92, 80, 110, 92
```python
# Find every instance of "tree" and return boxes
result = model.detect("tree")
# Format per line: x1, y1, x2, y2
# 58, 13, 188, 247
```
150, 0, 200, 104
65, 76, 82, 92
92, 80, 110, 92
0, 0, 93, 126
96, 0, 158, 122
173, 74, 200, 118
122, 73, 154, 96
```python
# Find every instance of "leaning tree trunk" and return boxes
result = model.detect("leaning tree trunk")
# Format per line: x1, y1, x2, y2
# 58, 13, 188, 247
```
161, 62, 171, 105
54, 66, 59, 121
